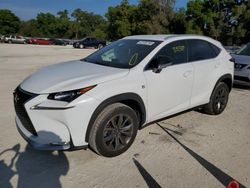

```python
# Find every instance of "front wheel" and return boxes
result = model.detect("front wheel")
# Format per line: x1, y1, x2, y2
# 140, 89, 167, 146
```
203, 82, 229, 115
98, 44, 104, 49
89, 103, 139, 157
79, 44, 84, 49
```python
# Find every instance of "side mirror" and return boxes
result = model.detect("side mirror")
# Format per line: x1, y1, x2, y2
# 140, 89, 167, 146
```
153, 55, 173, 73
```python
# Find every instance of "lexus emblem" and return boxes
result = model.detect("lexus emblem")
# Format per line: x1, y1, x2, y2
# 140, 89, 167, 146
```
14, 93, 19, 103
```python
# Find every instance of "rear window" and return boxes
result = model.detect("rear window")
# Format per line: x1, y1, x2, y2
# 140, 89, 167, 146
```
188, 39, 220, 62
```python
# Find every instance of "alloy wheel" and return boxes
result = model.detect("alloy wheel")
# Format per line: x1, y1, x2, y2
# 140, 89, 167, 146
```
102, 114, 133, 151
213, 86, 228, 113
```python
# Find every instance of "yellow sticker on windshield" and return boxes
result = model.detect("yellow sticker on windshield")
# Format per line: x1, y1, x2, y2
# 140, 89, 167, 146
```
129, 53, 138, 66
173, 46, 185, 53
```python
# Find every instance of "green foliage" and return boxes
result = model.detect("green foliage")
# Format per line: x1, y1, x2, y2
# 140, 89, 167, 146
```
1, 0, 250, 45
71, 9, 107, 39
186, 0, 250, 45
0, 9, 21, 34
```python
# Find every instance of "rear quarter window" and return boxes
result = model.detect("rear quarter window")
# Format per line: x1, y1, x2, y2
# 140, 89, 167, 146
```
188, 39, 220, 62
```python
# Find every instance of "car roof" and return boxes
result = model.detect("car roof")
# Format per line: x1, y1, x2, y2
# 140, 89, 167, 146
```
123, 34, 218, 43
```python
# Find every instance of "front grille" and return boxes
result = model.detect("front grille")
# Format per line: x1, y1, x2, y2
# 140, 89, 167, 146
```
14, 87, 38, 136
234, 76, 250, 83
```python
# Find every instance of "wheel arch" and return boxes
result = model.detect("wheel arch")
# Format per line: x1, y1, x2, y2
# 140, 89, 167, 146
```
209, 73, 233, 101
85, 93, 146, 142
214, 74, 233, 92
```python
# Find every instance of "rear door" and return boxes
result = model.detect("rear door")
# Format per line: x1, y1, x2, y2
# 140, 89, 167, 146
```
187, 39, 222, 106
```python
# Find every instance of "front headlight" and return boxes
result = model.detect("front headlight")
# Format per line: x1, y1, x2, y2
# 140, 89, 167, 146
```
47, 85, 96, 102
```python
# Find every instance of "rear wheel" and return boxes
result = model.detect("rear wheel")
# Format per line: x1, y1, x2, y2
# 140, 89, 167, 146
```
98, 44, 104, 49
89, 103, 139, 157
203, 82, 229, 115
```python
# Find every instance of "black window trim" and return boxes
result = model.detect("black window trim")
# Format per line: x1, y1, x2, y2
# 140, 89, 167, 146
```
144, 39, 189, 71
186, 39, 221, 63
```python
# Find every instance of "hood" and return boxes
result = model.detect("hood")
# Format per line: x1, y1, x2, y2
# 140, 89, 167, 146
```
232, 54, 250, 65
20, 60, 129, 94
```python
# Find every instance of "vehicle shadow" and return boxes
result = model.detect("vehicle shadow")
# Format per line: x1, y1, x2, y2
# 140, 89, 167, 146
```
0, 131, 69, 188
157, 123, 246, 188
233, 83, 250, 90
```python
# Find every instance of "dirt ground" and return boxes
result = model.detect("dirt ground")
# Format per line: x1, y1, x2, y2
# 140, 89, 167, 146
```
0, 44, 249, 188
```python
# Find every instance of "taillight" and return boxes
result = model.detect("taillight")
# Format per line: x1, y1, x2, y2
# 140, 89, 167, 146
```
229, 58, 235, 63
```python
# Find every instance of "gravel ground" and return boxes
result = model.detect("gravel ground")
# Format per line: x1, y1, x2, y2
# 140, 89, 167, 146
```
0, 44, 249, 188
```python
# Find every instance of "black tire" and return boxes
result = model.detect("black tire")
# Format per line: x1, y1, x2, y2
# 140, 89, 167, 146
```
203, 82, 229, 115
89, 103, 139, 157
79, 44, 84, 49
98, 44, 103, 49
8, 40, 12, 44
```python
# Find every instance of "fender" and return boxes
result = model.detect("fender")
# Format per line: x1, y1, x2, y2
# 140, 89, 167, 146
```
85, 93, 146, 142
209, 74, 233, 102
214, 74, 233, 92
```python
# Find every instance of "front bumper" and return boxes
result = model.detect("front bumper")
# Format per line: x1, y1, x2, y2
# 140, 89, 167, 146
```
16, 117, 71, 150
234, 65, 250, 85
14, 86, 100, 150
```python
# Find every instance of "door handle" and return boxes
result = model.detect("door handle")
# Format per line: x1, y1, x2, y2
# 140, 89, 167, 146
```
183, 70, 192, 77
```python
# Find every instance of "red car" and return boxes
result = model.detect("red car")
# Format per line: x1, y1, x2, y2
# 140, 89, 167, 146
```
35, 39, 52, 45
26, 38, 52, 45
26, 38, 37, 44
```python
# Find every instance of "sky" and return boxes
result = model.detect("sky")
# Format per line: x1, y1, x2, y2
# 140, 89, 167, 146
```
0, 0, 188, 20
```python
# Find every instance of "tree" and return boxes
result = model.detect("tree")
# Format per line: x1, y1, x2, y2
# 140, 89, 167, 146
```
170, 8, 186, 34
106, 0, 135, 40
19, 19, 40, 37
56, 10, 71, 38
0, 9, 21, 34
186, 0, 250, 45
72, 9, 107, 39
106, 0, 176, 40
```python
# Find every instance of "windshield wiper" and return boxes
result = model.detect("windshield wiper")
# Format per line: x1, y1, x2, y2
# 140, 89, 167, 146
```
82, 58, 104, 65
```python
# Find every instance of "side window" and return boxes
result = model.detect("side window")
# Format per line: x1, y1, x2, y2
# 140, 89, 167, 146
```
188, 39, 219, 62
210, 43, 221, 56
157, 40, 188, 65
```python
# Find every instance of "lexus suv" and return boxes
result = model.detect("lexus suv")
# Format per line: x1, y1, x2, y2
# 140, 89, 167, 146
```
14, 35, 234, 157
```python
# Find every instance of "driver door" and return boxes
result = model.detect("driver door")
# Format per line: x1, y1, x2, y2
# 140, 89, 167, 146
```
144, 40, 194, 121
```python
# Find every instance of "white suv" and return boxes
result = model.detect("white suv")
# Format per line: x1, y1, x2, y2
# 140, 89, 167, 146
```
5, 35, 26, 44
14, 35, 234, 157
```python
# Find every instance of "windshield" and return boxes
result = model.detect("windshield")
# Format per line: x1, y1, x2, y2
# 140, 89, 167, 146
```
83, 39, 161, 68
237, 44, 250, 56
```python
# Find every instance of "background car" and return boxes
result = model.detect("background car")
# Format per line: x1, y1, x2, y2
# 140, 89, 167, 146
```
4, 35, 26, 44
63, 39, 74, 45
73, 37, 106, 49
25, 38, 37, 44
0, 35, 4, 43
224, 46, 241, 54
49, 39, 67, 46
232, 43, 250, 85
34, 38, 52, 45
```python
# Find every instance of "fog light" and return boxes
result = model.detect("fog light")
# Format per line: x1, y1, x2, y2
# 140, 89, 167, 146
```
50, 141, 69, 146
